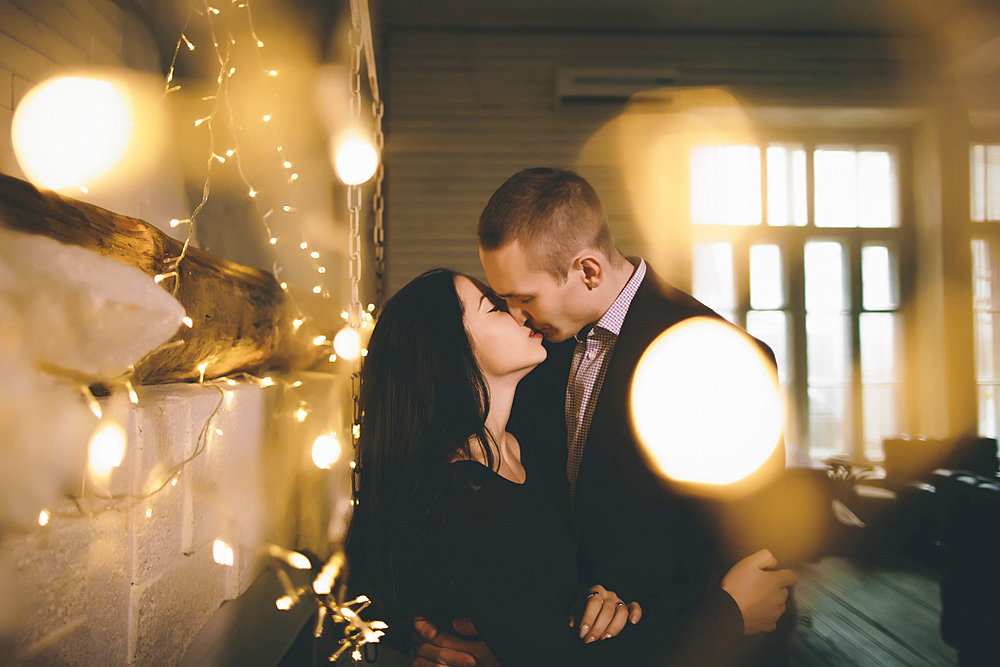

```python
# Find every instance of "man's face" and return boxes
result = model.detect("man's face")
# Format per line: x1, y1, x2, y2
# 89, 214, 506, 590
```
479, 240, 593, 343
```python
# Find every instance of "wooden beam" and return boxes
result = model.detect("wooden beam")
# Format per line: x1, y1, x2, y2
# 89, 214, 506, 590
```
0, 173, 324, 384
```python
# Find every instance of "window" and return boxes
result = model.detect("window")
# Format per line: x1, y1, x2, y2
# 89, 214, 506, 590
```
970, 144, 1000, 438
690, 136, 908, 461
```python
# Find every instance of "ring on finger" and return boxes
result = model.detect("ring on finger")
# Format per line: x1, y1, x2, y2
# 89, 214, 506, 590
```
615, 601, 625, 607
587, 592, 601, 599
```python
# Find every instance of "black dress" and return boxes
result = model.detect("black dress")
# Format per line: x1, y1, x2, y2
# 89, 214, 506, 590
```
421, 457, 743, 667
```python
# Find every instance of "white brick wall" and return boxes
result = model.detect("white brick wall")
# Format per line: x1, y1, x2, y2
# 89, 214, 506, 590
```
0, 374, 342, 666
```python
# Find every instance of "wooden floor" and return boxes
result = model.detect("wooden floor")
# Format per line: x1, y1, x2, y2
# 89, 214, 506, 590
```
789, 557, 958, 667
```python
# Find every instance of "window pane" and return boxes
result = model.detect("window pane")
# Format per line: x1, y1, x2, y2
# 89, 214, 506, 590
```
749, 244, 783, 310
860, 313, 898, 383
858, 151, 897, 228
692, 242, 734, 313
972, 239, 994, 310
815, 148, 858, 228
766, 144, 807, 227
975, 311, 998, 383
746, 310, 788, 384
971, 145, 987, 222
807, 313, 850, 383
808, 386, 848, 456
980, 385, 998, 439
805, 241, 846, 312
690, 145, 762, 225
862, 245, 897, 310
864, 385, 898, 460
990, 146, 1000, 221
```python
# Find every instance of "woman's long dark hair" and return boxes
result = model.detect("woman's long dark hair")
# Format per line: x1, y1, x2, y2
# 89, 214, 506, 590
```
345, 268, 495, 623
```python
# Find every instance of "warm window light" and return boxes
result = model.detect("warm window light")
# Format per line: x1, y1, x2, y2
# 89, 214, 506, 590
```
333, 326, 361, 360
312, 434, 341, 469
213, 539, 234, 566
89, 422, 127, 477
333, 136, 379, 185
39, 510, 50, 526
630, 317, 782, 490
12, 76, 133, 191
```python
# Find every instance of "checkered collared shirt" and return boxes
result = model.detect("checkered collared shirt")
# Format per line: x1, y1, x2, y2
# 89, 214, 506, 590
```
565, 258, 646, 501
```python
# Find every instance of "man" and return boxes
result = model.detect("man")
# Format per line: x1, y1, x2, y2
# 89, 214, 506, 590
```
414, 168, 796, 667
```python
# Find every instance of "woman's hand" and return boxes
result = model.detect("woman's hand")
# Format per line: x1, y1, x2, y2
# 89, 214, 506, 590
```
568, 584, 642, 643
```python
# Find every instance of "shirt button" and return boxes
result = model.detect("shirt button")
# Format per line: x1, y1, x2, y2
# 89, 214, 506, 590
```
587, 350, 596, 360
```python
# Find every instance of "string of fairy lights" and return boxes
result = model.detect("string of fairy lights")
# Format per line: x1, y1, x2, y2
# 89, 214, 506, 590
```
30, 0, 388, 661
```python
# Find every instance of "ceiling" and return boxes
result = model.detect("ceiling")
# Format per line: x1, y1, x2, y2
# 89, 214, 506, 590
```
380, 0, 923, 35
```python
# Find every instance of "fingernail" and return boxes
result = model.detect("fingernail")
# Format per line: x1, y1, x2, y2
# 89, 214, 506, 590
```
585, 636, 596, 644
580, 624, 589, 635
602, 634, 611, 640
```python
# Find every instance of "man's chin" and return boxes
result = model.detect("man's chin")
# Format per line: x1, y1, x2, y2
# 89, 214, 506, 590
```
543, 330, 572, 344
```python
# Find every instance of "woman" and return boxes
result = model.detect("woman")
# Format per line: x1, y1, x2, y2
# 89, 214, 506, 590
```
346, 269, 693, 666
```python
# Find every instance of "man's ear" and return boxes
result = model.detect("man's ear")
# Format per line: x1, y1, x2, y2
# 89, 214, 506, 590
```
574, 253, 603, 291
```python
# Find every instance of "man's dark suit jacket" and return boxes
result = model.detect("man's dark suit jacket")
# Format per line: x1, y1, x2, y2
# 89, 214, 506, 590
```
510, 264, 787, 666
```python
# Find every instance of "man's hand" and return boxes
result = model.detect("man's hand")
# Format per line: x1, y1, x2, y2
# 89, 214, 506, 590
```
412, 617, 500, 667
720, 549, 797, 635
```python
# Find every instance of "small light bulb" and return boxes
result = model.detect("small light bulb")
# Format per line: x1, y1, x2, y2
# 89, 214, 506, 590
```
226, 378, 236, 386
289, 173, 298, 181
154, 274, 166, 284
361, 348, 368, 357
296, 408, 308, 422
89, 422, 127, 476
269, 70, 278, 77
293, 319, 303, 330
248, 188, 257, 197
334, 137, 379, 185
170, 218, 181, 227
318, 267, 326, 274
183, 35, 195, 50
171, 476, 178, 487
257, 39, 264, 47
292, 381, 302, 387
145, 507, 152, 518
39, 509, 50, 526
261, 377, 274, 387
263, 114, 271, 122
213, 539, 234, 566
280, 282, 288, 289
215, 428, 224, 436
283, 161, 292, 168
367, 303, 375, 312
182, 316, 194, 328
312, 434, 341, 469
275, 596, 293, 611
329, 354, 337, 363
313, 335, 327, 346
313, 286, 321, 294
310, 251, 319, 259
226, 149, 234, 157
269, 237, 277, 244
299, 241, 308, 250
283, 205, 294, 212
208, 6, 220, 15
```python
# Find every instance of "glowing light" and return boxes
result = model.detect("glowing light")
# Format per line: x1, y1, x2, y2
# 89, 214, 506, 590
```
194, 117, 209, 127
341, 312, 349, 321
262, 114, 271, 122
208, 7, 220, 15
283, 161, 292, 168
171, 477, 178, 487
182, 316, 194, 328
313, 335, 327, 346
214, 153, 226, 163
310, 251, 319, 259
269, 70, 278, 77
352, 424, 361, 439
213, 539, 234, 566
39, 510, 50, 526
261, 377, 274, 387
312, 434, 341, 469
182, 34, 195, 50
170, 218, 181, 227
329, 354, 337, 362
249, 188, 257, 197
214, 428, 224, 436
289, 173, 298, 181
349, 461, 356, 469
12, 77, 133, 191
361, 348, 368, 357
352, 650, 362, 661
197, 362, 208, 383
318, 267, 326, 274
334, 326, 361, 360
226, 378, 237, 386
293, 319, 304, 330
333, 137, 378, 185
367, 303, 375, 312
312, 286, 322, 294
145, 507, 152, 518
275, 596, 293, 611
89, 422, 127, 476
280, 282, 288, 289
299, 242, 308, 250
226, 149, 234, 157
269, 237, 277, 244
296, 408, 308, 422
630, 317, 781, 490
292, 381, 302, 387
154, 274, 166, 284
228, 67, 236, 76
257, 40, 264, 47
283, 205, 294, 211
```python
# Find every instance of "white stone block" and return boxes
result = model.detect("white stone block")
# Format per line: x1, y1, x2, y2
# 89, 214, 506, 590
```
0, 1, 87, 69
0, 66, 11, 109
7, 0, 92, 57
0, 32, 59, 82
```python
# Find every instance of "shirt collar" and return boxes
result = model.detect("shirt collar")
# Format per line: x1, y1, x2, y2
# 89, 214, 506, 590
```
577, 257, 646, 340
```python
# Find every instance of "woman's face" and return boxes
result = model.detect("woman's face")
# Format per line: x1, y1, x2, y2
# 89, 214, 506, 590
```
455, 274, 547, 380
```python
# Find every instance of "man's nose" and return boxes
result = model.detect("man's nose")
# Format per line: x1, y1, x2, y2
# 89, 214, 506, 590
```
506, 301, 528, 325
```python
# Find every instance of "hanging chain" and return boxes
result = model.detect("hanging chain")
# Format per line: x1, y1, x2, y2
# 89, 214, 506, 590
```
348, 14, 364, 446
372, 98, 385, 313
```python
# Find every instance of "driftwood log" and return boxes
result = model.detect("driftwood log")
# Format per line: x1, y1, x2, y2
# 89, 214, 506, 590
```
0, 173, 325, 384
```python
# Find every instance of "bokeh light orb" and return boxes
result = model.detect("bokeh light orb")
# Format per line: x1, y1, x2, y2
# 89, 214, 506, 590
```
630, 317, 782, 488
333, 136, 378, 185
12, 76, 133, 190
88, 421, 127, 478
312, 433, 342, 469
333, 325, 361, 360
